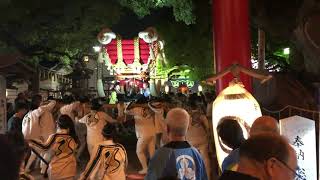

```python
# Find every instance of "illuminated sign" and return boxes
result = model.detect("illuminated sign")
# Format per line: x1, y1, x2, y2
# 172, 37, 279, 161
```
280, 116, 317, 180
170, 79, 194, 88
212, 82, 262, 168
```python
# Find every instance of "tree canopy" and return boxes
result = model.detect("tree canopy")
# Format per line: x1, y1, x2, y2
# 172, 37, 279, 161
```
0, 0, 123, 66
118, 0, 196, 25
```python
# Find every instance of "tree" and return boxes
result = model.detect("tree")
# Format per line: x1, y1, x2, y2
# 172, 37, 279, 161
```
118, 0, 213, 80
0, 0, 123, 66
118, 0, 196, 25
250, 0, 320, 80
121, 0, 320, 82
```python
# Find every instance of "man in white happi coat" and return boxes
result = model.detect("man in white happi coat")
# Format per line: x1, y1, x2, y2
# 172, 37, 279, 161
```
78, 98, 117, 157
186, 105, 212, 180
38, 100, 59, 174
148, 101, 166, 147
125, 101, 156, 174
22, 95, 56, 172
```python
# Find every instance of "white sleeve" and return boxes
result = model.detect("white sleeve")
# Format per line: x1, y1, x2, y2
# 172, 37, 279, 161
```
33, 100, 56, 118
60, 101, 80, 115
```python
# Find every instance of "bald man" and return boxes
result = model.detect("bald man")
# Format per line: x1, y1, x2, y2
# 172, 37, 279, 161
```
250, 116, 279, 136
145, 108, 208, 180
221, 116, 280, 172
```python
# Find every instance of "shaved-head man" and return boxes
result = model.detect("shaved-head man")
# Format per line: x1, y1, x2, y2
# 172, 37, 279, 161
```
145, 108, 208, 180
250, 116, 279, 136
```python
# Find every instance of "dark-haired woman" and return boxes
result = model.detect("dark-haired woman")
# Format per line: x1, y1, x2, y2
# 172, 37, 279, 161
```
29, 115, 78, 180
79, 124, 127, 180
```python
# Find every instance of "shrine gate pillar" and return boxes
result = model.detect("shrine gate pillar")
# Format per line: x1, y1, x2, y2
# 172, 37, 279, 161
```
212, 0, 252, 93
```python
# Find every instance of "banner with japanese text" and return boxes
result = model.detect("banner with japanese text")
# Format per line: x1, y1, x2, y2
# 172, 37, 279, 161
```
280, 115, 316, 180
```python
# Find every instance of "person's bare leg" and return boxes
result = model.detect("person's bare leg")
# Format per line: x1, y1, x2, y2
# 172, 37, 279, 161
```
40, 152, 50, 174
136, 137, 148, 174
25, 152, 37, 173
148, 136, 156, 159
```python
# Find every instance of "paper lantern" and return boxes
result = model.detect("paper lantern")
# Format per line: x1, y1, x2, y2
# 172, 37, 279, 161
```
212, 81, 262, 168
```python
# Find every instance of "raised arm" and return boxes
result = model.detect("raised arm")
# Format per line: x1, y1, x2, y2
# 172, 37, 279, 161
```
60, 101, 80, 114
33, 100, 56, 118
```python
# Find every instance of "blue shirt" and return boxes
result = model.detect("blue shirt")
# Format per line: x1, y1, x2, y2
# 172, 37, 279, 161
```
145, 141, 208, 180
222, 148, 240, 172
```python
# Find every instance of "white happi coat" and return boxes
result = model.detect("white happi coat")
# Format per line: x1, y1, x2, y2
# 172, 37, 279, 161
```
78, 111, 115, 156
40, 110, 56, 142
29, 129, 78, 180
60, 101, 80, 121
79, 140, 127, 180
22, 100, 56, 140
148, 103, 165, 134
127, 107, 156, 138
186, 111, 209, 147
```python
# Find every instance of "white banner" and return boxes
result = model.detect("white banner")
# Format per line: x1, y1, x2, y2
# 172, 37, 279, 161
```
280, 115, 316, 180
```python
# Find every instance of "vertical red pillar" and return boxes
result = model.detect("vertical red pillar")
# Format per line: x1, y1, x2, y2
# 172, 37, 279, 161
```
213, 0, 252, 93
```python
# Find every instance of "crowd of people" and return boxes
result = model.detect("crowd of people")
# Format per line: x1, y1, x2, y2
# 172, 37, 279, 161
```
1, 91, 298, 180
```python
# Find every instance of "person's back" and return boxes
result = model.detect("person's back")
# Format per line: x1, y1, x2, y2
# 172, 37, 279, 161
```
22, 99, 56, 140
29, 115, 78, 180
80, 124, 127, 180
79, 110, 107, 155
80, 142, 127, 180
145, 108, 207, 180
217, 117, 245, 172
146, 141, 207, 180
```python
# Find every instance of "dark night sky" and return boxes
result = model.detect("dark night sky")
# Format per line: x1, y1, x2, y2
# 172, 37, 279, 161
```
40, 7, 172, 68
112, 8, 171, 38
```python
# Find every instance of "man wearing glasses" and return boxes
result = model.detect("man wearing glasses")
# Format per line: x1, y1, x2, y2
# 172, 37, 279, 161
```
219, 133, 298, 180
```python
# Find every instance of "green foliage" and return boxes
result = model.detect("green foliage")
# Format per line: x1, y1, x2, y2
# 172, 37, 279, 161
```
155, 0, 213, 80
251, 27, 292, 71
118, 0, 195, 25
0, 0, 123, 65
